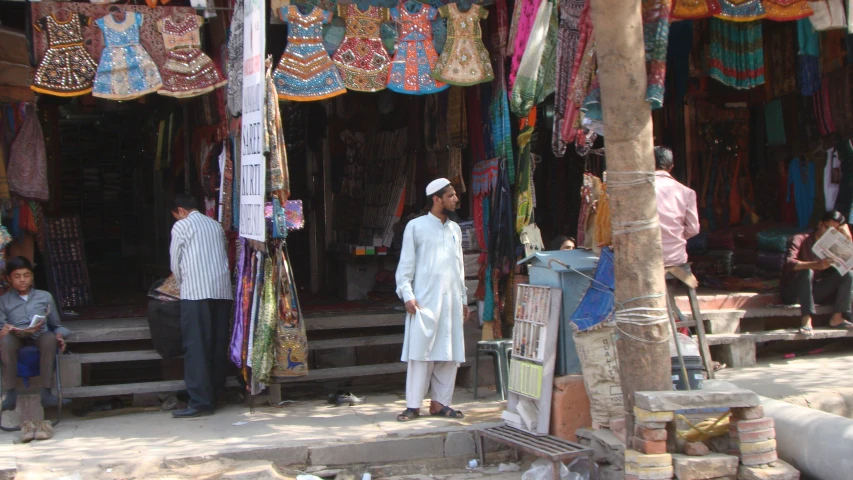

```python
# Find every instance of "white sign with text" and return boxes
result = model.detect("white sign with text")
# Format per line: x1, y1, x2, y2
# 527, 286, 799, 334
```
239, 0, 266, 241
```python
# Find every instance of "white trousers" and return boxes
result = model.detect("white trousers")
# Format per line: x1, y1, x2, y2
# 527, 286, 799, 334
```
405, 360, 458, 409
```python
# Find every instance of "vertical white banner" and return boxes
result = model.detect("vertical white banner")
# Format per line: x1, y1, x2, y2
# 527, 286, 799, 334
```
239, 0, 266, 241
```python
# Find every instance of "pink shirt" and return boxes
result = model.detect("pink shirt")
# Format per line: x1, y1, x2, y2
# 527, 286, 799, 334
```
655, 171, 700, 267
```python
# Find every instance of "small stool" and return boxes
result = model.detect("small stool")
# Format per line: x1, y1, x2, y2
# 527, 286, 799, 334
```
473, 339, 512, 400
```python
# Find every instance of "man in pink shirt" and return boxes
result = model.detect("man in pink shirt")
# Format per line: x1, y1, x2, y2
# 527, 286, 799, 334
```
655, 146, 700, 267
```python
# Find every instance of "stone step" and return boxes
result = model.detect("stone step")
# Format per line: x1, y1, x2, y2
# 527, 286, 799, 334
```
681, 309, 746, 334
706, 329, 853, 368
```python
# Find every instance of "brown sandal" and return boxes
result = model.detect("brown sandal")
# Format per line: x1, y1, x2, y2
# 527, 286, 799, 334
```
397, 408, 420, 422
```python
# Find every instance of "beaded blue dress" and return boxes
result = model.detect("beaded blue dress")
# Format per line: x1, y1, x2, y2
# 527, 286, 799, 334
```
273, 6, 346, 101
93, 12, 163, 100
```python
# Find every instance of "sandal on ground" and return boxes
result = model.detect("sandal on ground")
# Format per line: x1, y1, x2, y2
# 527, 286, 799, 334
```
397, 408, 420, 422
828, 320, 853, 330
431, 406, 464, 419
798, 326, 814, 335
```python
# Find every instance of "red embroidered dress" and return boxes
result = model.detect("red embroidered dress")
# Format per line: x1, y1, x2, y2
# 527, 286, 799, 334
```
331, 4, 392, 92
157, 14, 227, 98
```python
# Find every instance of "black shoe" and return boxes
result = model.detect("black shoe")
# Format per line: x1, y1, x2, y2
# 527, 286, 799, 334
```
171, 407, 214, 418
1, 391, 17, 412
335, 392, 365, 406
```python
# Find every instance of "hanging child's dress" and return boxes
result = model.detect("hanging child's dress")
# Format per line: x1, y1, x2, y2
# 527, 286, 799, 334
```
31, 12, 98, 97
431, 3, 494, 86
93, 12, 163, 100
274, 6, 347, 101
387, 2, 449, 95
157, 14, 227, 98
709, 18, 765, 90
331, 4, 392, 92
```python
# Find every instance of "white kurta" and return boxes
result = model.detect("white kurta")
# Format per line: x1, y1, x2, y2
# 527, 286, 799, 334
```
396, 213, 467, 363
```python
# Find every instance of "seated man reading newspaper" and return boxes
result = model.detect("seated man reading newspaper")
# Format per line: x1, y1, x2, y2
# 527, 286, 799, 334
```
782, 211, 853, 335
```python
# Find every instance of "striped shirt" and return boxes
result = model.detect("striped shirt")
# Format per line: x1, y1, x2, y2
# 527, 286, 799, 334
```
170, 211, 233, 301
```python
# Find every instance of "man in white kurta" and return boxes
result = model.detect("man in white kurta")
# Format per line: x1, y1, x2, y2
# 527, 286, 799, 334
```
395, 178, 467, 421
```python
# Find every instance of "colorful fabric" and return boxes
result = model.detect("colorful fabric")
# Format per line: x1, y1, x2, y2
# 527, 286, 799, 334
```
157, 14, 226, 98
762, 0, 812, 20
8, 106, 49, 202
251, 257, 277, 384
797, 54, 820, 95
432, 4, 494, 86
387, 3, 448, 95
552, 0, 585, 157
643, 0, 671, 109
671, 0, 722, 19
786, 158, 815, 229
472, 158, 500, 196
715, 0, 766, 21
93, 12, 163, 100
515, 127, 534, 233
560, 1, 593, 144
271, 246, 308, 380
227, 0, 244, 116
763, 20, 797, 98
508, 0, 542, 88
510, 0, 556, 116
274, 6, 346, 101
796, 18, 820, 55
332, 4, 392, 92
265, 59, 290, 204
32, 13, 98, 97
709, 19, 764, 90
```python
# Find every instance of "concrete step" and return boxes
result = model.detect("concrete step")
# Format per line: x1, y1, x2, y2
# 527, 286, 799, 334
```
681, 309, 746, 334
706, 329, 853, 369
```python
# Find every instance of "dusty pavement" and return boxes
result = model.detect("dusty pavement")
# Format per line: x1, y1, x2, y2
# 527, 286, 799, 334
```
717, 350, 853, 417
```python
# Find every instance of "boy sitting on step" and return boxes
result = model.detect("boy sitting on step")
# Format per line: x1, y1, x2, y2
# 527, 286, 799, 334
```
0, 256, 70, 410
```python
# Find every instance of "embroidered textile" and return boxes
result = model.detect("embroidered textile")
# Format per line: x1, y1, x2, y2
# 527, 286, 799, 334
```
552, 0, 585, 157
331, 4, 392, 92
157, 14, 226, 98
432, 4, 494, 86
507, 0, 523, 57
472, 158, 499, 196
271, 246, 308, 379
762, 0, 812, 20
763, 21, 796, 98
32, 13, 98, 97
643, 0, 671, 109
265, 58, 290, 204
560, 1, 592, 144
515, 127, 534, 233
387, 3, 448, 95
251, 257, 277, 384
672, 0, 722, 19
227, 0, 244, 116
8, 106, 49, 202
508, 0, 542, 88
274, 6, 347, 101
709, 19, 765, 90
715, 0, 766, 21
93, 12, 163, 100
510, 0, 556, 116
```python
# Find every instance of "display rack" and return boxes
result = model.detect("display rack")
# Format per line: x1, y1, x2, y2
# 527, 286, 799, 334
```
43, 216, 93, 310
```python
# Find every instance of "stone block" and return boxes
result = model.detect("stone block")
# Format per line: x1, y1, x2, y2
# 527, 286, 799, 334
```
634, 389, 760, 413
731, 406, 763, 420
444, 431, 476, 458
737, 459, 800, 480
736, 418, 774, 433
684, 442, 710, 456
309, 436, 444, 466
711, 338, 756, 368
738, 440, 776, 455
632, 437, 667, 455
635, 425, 668, 442
634, 407, 674, 423
624, 450, 672, 468
550, 375, 592, 442
637, 420, 669, 429
739, 450, 778, 467
708, 435, 731, 455
737, 428, 775, 444
672, 453, 738, 480
600, 464, 626, 480
625, 463, 674, 480
591, 429, 626, 468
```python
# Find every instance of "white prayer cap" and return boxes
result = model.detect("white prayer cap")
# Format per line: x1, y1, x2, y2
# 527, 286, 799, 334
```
425, 178, 451, 196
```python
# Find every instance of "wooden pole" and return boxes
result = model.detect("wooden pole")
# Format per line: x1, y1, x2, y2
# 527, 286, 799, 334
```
588, 0, 672, 437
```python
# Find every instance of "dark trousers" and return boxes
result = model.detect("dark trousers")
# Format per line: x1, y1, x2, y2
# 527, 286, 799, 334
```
1, 333, 57, 390
180, 299, 232, 411
781, 269, 853, 317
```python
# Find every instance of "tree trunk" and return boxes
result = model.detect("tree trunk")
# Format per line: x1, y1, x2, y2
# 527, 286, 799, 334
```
588, 0, 672, 438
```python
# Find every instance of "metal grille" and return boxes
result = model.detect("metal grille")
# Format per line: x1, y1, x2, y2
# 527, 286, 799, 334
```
477, 425, 591, 461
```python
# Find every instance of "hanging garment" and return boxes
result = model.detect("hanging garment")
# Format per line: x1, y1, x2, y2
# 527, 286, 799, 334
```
387, 2, 449, 95
265, 58, 290, 204
251, 257, 277, 384
763, 21, 797, 98
797, 55, 820, 96
826, 147, 841, 211
8, 106, 49, 202
271, 246, 309, 379
511, 0, 554, 116
761, 0, 813, 20
227, 0, 244, 116
157, 14, 226, 98
765, 100, 786, 146
809, 0, 847, 30
508, 0, 542, 88
671, 0, 722, 19
715, 0, 766, 21
559, 1, 593, 144
552, 0, 585, 157
331, 4, 392, 92
274, 6, 347, 101
31, 13, 98, 97
515, 127, 534, 233
709, 19, 765, 90
432, 4, 494, 86
835, 140, 853, 223
92, 12, 163, 100
786, 158, 815, 229
642, 0, 671, 109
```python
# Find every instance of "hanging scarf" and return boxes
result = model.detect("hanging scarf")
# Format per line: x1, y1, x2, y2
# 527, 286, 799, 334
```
246, 251, 264, 370
8, 106, 49, 202
515, 127, 534, 233
447, 87, 468, 148
510, 0, 555, 117
272, 244, 309, 379
227, 0, 244, 117
251, 257, 277, 384
264, 57, 289, 204
643, 0, 671, 109
509, 0, 544, 89
560, 2, 593, 144
552, 0, 586, 157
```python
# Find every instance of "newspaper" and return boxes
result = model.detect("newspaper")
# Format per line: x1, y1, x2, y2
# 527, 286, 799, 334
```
812, 227, 853, 275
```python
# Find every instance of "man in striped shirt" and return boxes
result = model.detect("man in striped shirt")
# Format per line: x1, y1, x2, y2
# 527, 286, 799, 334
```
169, 194, 233, 418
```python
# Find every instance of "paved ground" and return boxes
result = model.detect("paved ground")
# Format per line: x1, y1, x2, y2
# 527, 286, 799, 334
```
1, 389, 506, 479
717, 351, 853, 418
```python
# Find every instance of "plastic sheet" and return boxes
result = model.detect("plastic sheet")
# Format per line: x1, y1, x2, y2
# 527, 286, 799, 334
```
569, 247, 614, 332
